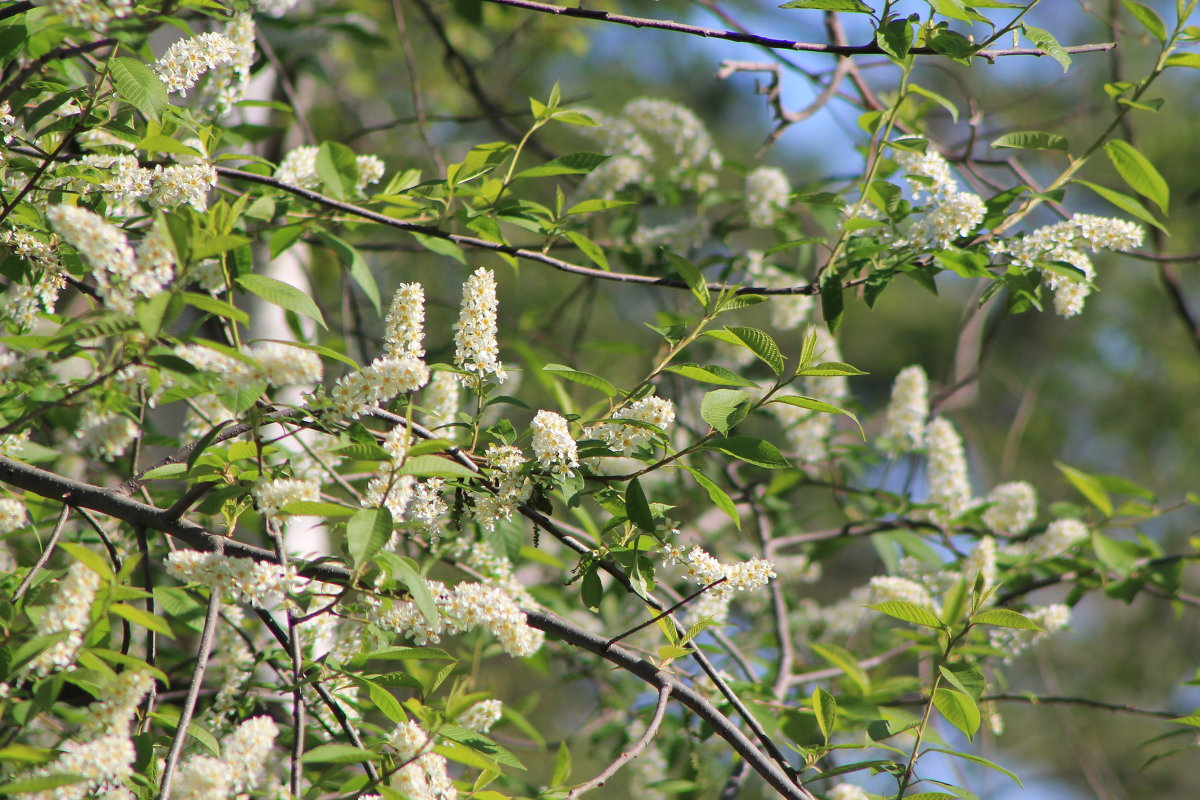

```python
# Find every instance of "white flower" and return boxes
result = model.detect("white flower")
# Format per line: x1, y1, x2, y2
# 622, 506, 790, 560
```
46, 0, 133, 32
149, 163, 218, 211
29, 561, 102, 675
989, 603, 1071, 660
905, 190, 985, 248
250, 341, 324, 385
531, 410, 578, 477
45, 204, 139, 314
421, 371, 460, 429
165, 550, 296, 607
154, 33, 237, 96
744, 166, 791, 227
881, 365, 928, 454
0, 498, 27, 533
221, 716, 277, 793
829, 784, 870, 800
254, 477, 319, 517
894, 142, 958, 198
869, 575, 935, 610
594, 395, 675, 455
924, 417, 973, 522
963, 536, 998, 590
384, 283, 425, 359
983, 481, 1037, 535
275, 145, 320, 187
77, 408, 138, 460
357, 154, 386, 189
474, 445, 531, 530
459, 699, 503, 733
1011, 517, 1089, 561
454, 268, 506, 383
329, 355, 430, 419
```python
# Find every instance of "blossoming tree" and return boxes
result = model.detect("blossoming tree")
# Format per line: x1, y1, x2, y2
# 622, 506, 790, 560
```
0, 1, 1198, 799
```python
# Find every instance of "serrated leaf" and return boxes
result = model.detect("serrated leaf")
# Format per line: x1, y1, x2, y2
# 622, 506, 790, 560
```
869, 601, 944, 629
971, 608, 1044, 631
909, 82, 959, 122
236, 274, 327, 329
109, 603, 174, 638
933, 688, 981, 740
779, 0, 875, 11
725, 326, 784, 375
1073, 180, 1166, 232
876, 17, 913, 59
183, 292, 248, 325
771, 395, 864, 439
700, 389, 748, 437
809, 642, 870, 694
346, 507, 392, 568
991, 131, 1069, 152
58, 541, 114, 582
513, 152, 609, 179
1105, 139, 1169, 212
681, 467, 740, 529
1056, 461, 1114, 516
543, 364, 618, 396
794, 361, 868, 377
1165, 52, 1200, 69
109, 57, 168, 121
664, 364, 759, 388
812, 688, 837, 743
1023, 24, 1071, 71
927, 747, 1022, 787
705, 437, 791, 469
1121, 0, 1166, 41
565, 198, 632, 216
410, 232, 466, 264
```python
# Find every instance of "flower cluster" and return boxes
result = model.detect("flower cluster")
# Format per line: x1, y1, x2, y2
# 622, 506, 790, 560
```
473, 444, 531, 530
47, 0, 133, 32
384, 283, 426, 359
329, 355, 430, 419
881, 365, 929, 453
1007, 517, 1089, 561
171, 716, 278, 799
165, 550, 297, 607
459, 699, 503, 733
273, 145, 387, 191
0, 497, 28, 533
389, 720, 457, 800
202, 13, 257, 115
744, 166, 791, 227
770, 326, 848, 463
77, 408, 138, 461
593, 395, 675, 455
989, 603, 1072, 661
371, 579, 545, 657
408, 478, 448, 540
421, 370, 460, 429
154, 33, 237, 96
1, 226, 66, 330
983, 481, 1038, 535
531, 410, 579, 478
662, 544, 777, 623
363, 425, 416, 528
893, 143, 985, 249
29, 561, 102, 675
454, 268, 506, 383
924, 417, 973, 522
254, 477, 320, 518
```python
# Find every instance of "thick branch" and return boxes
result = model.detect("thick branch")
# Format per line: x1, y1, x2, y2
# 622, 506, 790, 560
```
480, 0, 1114, 59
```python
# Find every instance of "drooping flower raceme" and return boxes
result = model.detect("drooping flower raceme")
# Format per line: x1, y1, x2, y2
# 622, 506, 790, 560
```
924, 417, 973, 522
454, 267, 506, 383
29, 561, 102, 675
154, 33, 237, 96
989, 603, 1071, 661
893, 142, 985, 249
983, 481, 1038, 535
165, 550, 296, 607
1009, 517, 1089, 561
329, 355, 430, 419
273, 145, 386, 191
661, 544, 777, 624
881, 365, 929, 454
744, 166, 791, 227
473, 444, 532, 530
46, 0, 134, 32
531, 410, 579, 478
459, 699, 503, 733
389, 720, 458, 800
254, 477, 319, 518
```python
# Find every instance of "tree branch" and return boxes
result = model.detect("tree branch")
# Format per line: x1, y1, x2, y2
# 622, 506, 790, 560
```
566, 684, 672, 799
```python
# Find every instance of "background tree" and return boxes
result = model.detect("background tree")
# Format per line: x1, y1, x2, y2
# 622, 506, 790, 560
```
0, 2, 1198, 800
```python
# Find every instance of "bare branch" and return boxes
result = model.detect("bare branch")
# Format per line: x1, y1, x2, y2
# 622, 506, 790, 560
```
566, 685, 672, 799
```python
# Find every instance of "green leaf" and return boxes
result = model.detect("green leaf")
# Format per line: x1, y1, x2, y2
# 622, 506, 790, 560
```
771, 395, 865, 439
812, 688, 837, 743
278, 501, 355, 517
971, 608, 1044, 630
109, 603, 175, 638
346, 507, 392, 568
1023, 25, 1071, 71
700, 389, 748, 436
235, 274, 327, 329
809, 642, 870, 694
868, 601, 944, 629
1056, 461, 1114, 516
1121, 0, 1166, 41
385, 555, 440, 629
57, 541, 114, 582
1105, 139, 1169, 212
725, 326, 784, 375
184, 292, 248, 325
315, 140, 359, 199
109, 57, 168, 121
395, 454, 479, 480
793, 361, 867, 377
343, 673, 407, 723
705, 437, 791, 469
909, 83, 959, 122
876, 17, 913, 60
933, 687, 981, 740
1165, 52, 1200, 69
1073, 180, 1166, 232
778, 0, 875, 11
581, 565, 603, 611
625, 477, 656, 533
513, 152, 609, 179
0, 744, 53, 765
668, 253, 709, 311
938, 663, 985, 703
927, 747, 1022, 787
564, 230, 610, 270
681, 467, 740, 530
664, 364, 759, 388
410, 231, 467, 264
301, 744, 382, 764
0, 774, 89, 795
543, 364, 618, 396
550, 742, 572, 787
317, 232, 381, 314
991, 131, 1069, 152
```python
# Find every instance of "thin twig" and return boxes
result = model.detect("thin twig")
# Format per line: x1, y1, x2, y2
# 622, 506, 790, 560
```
157, 592, 222, 800
11, 503, 71, 602
566, 685, 672, 799
479, 0, 1115, 59
604, 578, 727, 649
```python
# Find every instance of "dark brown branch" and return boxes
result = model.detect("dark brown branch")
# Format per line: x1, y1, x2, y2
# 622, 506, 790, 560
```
480, 0, 1115, 59
983, 693, 1177, 719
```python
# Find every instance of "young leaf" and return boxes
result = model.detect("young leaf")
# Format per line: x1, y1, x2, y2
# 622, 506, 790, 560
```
1023, 25, 1071, 71
868, 601, 944, 629
1121, 0, 1166, 41
1073, 179, 1167, 232
725, 326, 785, 375
971, 608, 1044, 631
1104, 139, 1170, 212
543, 364, 619, 396
668, 253, 710, 311
700, 389, 748, 436
513, 152, 609, 179
346, 507, 393, 568
704, 437, 791, 469
236, 274, 328, 329
933, 687, 981, 740
625, 477, 656, 532
665, 364, 760, 388
809, 642, 871, 694
1056, 461, 1114, 516
110, 57, 168, 121
771, 395, 864, 439
991, 131, 1069, 152
812, 688, 838, 743
682, 466, 741, 529
779, 0, 875, 11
